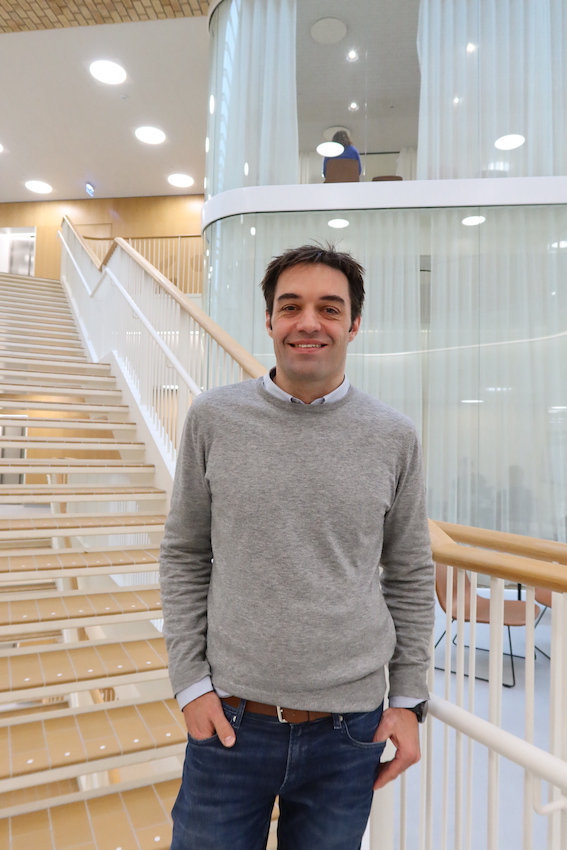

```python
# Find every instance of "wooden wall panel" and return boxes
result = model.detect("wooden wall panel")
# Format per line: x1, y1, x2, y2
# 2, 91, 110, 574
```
0, 195, 204, 281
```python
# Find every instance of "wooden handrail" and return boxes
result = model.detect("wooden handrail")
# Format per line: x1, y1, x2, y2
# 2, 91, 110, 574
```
436, 520, 567, 565
429, 519, 567, 593
61, 218, 267, 381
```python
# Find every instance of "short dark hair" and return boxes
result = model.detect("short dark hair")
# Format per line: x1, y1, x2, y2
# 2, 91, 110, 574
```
332, 130, 351, 147
261, 244, 365, 325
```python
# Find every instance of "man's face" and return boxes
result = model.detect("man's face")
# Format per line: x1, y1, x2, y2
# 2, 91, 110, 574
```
266, 263, 360, 401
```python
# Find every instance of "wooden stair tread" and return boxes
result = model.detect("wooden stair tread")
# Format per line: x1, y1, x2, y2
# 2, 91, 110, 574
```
0, 547, 160, 580
0, 400, 129, 413
0, 699, 184, 783
0, 437, 144, 448
0, 416, 135, 430
0, 382, 121, 398
0, 486, 165, 504
0, 587, 162, 631
0, 512, 165, 531
0, 637, 168, 696
0, 369, 116, 385
0, 779, 178, 848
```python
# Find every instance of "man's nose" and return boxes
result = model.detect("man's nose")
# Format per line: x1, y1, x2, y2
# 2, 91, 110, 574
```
296, 307, 321, 332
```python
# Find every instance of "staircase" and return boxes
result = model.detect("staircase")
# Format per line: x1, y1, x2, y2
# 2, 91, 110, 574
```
0, 273, 183, 849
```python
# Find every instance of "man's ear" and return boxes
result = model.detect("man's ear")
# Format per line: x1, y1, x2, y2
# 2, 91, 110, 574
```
349, 315, 361, 341
265, 311, 273, 335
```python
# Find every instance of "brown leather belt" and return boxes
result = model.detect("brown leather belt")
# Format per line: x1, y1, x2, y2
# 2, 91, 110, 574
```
223, 695, 332, 724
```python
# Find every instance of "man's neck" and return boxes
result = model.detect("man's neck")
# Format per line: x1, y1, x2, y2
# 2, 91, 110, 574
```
272, 372, 345, 404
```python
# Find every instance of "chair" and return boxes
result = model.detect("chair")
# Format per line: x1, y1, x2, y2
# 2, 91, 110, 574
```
371, 175, 403, 181
324, 158, 360, 183
434, 561, 540, 687
534, 587, 553, 658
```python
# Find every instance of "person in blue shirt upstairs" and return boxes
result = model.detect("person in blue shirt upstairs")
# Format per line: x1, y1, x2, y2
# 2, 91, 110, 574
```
323, 130, 362, 178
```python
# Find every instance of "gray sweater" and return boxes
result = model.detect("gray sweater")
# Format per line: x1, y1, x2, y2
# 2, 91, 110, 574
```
160, 378, 434, 713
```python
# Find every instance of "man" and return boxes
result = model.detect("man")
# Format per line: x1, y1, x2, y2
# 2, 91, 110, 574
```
160, 244, 435, 850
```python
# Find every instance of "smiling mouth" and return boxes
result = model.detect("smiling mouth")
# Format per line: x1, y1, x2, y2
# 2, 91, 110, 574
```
290, 343, 326, 348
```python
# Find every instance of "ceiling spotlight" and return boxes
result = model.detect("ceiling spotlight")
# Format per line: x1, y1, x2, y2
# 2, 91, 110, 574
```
25, 180, 52, 194
453, 97, 461, 104
348, 101, 359, 112
167, 173, 194, 188
85, 182, 95, 197
89, 60, 127, 85
346, 49, 358, 62
317, 141, 344, 157
209, 95, 215, 115
462, 215, 486, 226
461, 399, 484, 404
135, 126, 166, 145
328, 219, 349, 229
494, 134, 525, 150
466, 43, 477, 53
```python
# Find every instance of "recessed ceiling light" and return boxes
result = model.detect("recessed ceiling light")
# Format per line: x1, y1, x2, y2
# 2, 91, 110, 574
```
466, 43, 477, 53
89, 60, 127, 85
209, 95, 215, 114
317, 141, 344, 157
461, 399, 483, 404
135, 126, 166, 145
250, 227, 256, 236
311, 18, 347, 45
25, 180, 52, 194
348, 102, 359, 112
453, 97, 461, 104
328, 219, 349, 229
244, 162, 249, 176
167, 173, 194, 188
346, 49, 358, 62
462, 215, 486, 226
494, 134, 525, 150
205, 137, 210, 153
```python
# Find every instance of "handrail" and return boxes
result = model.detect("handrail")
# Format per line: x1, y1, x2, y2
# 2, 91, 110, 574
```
61, 216, 104, 270
429, 518, 567, 593
114, 237, 266, 380
436, 520, 567, 565
429, 694, 567, 793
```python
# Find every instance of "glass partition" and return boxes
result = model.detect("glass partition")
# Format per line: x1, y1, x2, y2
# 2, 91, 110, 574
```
203, 204, 567, 540
207, 0, 567, 191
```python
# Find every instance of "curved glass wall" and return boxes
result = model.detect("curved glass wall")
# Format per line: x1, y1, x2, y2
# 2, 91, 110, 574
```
203, 204, 567, 540
207, 0, 567, 192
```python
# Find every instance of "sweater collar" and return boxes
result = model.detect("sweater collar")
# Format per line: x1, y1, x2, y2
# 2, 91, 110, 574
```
263, 367, 350, 405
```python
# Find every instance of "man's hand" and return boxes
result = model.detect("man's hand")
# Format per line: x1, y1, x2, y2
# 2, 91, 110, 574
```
182, 691, 236, 747
372, 707, 421, 790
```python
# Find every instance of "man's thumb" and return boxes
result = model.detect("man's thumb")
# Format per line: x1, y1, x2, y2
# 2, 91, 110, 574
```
214, 709, 236, 747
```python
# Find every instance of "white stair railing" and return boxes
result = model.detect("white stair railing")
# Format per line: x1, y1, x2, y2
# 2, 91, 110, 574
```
59, 216, 265, 476
369, 523, 567, 850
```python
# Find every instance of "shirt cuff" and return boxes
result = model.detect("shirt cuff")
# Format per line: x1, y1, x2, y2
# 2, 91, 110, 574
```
388, 696, 425, 709
175, 677, 231, 711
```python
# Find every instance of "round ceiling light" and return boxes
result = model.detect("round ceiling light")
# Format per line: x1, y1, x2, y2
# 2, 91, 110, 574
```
317, 141, 344, 157
89, 60, 127, 85
311, 18, 347, 45
494, 134, 525, 150
348, 102, 359, 112
135, 126, 166, 145
328, 219, 349, 229
167, 173, 194, 188
346, 49, 358, 62
25, 180, 52, 194
462, 215, 486, 226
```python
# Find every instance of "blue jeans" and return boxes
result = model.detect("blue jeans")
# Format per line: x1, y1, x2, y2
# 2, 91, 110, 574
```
170, 699, 385, 850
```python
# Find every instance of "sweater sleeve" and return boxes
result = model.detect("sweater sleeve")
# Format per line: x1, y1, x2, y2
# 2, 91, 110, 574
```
380, 432, 435, 700
159, 403, 214, 697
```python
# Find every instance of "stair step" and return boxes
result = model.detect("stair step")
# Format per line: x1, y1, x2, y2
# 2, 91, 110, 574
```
0, 417, 135, 432
0, 334, 82, 349
0, 304, 73, 322
0, 698, 184, 793
0, 512, 165, 541
0, 586, 161, 635
0, 293, 69, 310
0, 318, 78, 336
0, 772, 178, 846
0, 546, 159, 581
0, 368, 115, 387
0, 437, 143, 450
0, 485, 165, 505
0, 342, 86, 358
0, 382, 122, 400
0, 356, 110, 375
0, 636, 168, 702
0, 400, 130, 416
0, 458, 153, 473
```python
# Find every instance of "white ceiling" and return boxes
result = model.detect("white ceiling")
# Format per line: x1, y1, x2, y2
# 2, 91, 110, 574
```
0, 16, 210, 203
0, 2, 422, 205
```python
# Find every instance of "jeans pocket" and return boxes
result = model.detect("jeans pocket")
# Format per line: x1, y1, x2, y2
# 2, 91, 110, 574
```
341, 710, 387, 750
187, 731, 219, 745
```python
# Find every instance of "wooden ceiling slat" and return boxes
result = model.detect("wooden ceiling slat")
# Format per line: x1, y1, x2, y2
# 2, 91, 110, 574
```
0, 0, 208, 33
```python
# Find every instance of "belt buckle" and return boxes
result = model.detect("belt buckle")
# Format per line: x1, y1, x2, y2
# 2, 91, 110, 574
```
276, 705, 288, 723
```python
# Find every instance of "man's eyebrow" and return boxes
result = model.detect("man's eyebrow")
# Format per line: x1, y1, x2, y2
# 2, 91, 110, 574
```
275, 292, 346, 305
